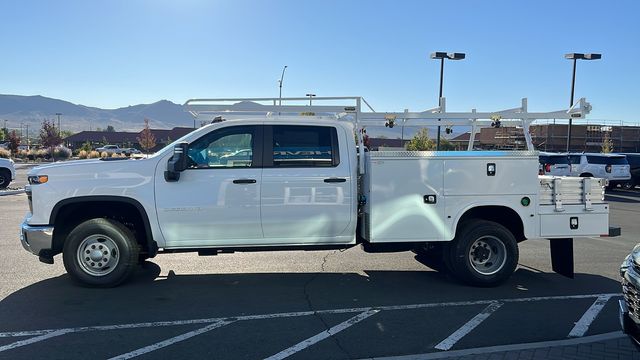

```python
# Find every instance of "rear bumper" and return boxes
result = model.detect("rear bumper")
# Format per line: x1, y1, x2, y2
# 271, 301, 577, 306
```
20, 217, 54, 257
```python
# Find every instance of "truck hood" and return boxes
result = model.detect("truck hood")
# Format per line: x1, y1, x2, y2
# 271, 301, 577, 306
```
29, 158, 153, 177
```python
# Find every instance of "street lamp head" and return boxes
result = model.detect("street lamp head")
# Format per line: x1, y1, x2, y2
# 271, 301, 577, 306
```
565, 53, 601, 60
430, 52, 465, 60
306, 93, 316, 97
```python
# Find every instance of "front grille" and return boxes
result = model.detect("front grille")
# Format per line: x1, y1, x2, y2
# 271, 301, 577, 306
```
623, 278, 640, 322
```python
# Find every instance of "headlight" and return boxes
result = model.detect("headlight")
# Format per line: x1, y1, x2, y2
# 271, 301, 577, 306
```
27, 175, 48, 185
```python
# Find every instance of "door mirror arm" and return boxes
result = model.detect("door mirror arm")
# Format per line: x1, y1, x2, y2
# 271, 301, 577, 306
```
165, 142, 189, 182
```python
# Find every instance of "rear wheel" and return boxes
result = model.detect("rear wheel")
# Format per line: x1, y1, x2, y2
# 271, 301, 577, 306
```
446, 220, 518, 287
63, 218, 139, 287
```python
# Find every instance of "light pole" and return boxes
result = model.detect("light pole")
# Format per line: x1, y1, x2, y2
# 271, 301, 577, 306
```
306, 93, 316, 106
430, 52, 465, 150
278, 65, 288, 106
55, 113, 62, 136
565, 53, 601, 152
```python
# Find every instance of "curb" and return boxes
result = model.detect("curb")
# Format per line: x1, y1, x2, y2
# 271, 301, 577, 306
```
365, 331, 627, 360
0, 189, 25, 196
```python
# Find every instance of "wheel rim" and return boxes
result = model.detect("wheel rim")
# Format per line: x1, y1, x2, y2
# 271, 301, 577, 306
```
468, 235, 507, 276
0, 176, 6, 186
76, 234, 119, 276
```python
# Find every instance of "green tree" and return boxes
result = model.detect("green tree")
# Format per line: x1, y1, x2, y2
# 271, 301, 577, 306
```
0, 128, 5, 142
106, 125, 115, 132
406, 128, 435, 151
80, 141, 92, 152
137, 119, 156, 155
60, 130, 75, 139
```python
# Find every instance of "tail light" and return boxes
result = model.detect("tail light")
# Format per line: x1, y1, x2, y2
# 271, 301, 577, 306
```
605, 164, 612, 173
545, 164, 551, 173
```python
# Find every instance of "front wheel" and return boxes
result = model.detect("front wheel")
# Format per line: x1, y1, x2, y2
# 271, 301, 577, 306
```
63, 218, 139, 287
446, 220, 518, 287
0, 169, 10, 190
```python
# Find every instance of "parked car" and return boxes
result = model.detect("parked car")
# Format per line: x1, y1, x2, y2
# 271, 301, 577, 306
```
538, 152, 570, 176
0, 158, 16, 189
568, 153, 631, 188
620, 153, 640, 190
122, 148, 142, 156
95, 145, 123, 155
619, 245, 640, 347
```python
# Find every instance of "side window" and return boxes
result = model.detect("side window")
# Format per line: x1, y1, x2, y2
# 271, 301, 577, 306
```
271, 125, 339, 168
569, 155, 581, 164
187, 126, 255, 169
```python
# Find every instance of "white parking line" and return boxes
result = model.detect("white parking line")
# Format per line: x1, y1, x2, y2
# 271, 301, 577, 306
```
0, 293, 622, 340
567, 294, 613, 338
264, 309, 380, 360
108, 320, 234, 360
434, 302, 503, 351
0, 329, 72, 352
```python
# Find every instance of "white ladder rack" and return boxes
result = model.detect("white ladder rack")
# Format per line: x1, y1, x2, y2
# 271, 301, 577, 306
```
183, 96, 592, 152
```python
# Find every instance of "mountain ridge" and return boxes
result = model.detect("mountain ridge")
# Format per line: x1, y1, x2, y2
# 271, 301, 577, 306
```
0, 94, 193, 132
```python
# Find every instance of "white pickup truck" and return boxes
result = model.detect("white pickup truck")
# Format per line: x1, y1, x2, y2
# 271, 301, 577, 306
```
20, 97, 616, 287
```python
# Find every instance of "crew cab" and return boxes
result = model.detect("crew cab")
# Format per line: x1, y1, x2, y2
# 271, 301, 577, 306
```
0, 157, 16, 189
19, 96, 615, 287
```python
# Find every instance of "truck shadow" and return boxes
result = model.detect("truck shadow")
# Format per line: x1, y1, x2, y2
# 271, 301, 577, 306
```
0, 262, 622, 334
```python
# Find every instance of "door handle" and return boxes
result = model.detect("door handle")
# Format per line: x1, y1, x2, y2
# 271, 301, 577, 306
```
233, 179, 257, 184
324, 178, 346, 183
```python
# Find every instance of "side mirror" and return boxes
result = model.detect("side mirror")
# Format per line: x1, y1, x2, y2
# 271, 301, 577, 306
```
164, 142, 189, 182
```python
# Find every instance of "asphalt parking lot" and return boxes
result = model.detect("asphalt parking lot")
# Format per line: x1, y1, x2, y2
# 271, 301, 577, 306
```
1, 166, 639, 359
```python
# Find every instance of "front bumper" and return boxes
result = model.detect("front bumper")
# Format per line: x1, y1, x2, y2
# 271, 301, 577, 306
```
20, 217, 54, 258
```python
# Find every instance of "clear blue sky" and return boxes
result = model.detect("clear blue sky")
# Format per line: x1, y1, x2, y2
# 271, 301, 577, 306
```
1, 0, 638, 122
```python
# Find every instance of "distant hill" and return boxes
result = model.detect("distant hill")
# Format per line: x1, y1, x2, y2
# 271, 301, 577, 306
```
0, 94, 194, 133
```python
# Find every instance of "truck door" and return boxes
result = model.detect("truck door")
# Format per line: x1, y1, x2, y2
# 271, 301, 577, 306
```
154, 125, 263, 246
261, 125, 354, 243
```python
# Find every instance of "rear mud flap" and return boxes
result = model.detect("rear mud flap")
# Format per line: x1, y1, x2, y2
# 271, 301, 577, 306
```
549, 238, 574, 278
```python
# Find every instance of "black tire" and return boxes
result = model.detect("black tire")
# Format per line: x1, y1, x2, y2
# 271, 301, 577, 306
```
63, 218, 139, 287
0, 169, 10, 190
446, 220, 518, 287
622, 182, 635, 190
579, 173, 593, 178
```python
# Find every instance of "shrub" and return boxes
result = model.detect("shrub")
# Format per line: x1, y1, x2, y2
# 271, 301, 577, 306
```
100, 151, 108, 158
78, 150, 88, 159
88, 151, 100, 159
0, 148, 10, 159
52, 146, 72, 160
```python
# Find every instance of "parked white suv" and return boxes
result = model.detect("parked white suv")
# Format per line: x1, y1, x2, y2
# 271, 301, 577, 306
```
568, 153, 631, 187
96, 145, 123, 155
0, 158, 16, 189
538, 152, 570, 176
